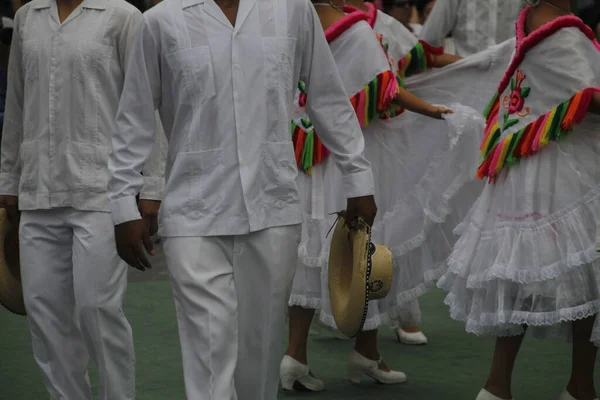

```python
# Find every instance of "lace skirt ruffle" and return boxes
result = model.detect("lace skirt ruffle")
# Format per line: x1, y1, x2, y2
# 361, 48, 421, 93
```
290, 104, 484, 330
438, 115, 600, 345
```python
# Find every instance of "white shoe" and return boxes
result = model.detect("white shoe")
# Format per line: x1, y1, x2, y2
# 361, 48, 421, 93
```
280, 355, 325, 392
475, 389, 513, 400
559, 389, 599, 400
347, 350, 407, 385
395, 327, 428, 345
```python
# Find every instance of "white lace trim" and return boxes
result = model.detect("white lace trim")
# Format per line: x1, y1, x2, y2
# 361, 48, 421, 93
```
441, 291, 600, 345
447, 187, 600, 287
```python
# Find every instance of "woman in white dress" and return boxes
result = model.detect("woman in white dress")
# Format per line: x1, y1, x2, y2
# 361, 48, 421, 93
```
438, 2, 600, 399
281, 0, 484, 392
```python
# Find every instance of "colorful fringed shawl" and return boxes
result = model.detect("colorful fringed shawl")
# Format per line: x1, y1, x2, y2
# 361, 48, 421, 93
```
345, 3, 443, 80
291, 11, 398, 174
342, 3, 442, 119
477, 7, 600, 181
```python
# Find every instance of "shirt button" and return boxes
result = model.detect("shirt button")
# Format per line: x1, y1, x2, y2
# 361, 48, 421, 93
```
235, 94, 241, 101
238, 129, 244, 134
234, 64, 240, 69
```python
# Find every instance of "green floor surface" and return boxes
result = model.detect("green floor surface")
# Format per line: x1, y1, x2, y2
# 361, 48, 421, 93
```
1, 282, 598, 399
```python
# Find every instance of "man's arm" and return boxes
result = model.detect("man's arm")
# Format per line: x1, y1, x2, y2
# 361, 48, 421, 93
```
0, 10, 24, 197
108, 17, 161, 226
298, 2, 374, 201
139, 111, 167, 201
419, 0, 459, 46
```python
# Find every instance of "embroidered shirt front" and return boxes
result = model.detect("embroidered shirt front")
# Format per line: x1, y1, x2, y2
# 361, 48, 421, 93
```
108, 0, 375, 237
0, 0, 167, 211
419, 0, 520, 57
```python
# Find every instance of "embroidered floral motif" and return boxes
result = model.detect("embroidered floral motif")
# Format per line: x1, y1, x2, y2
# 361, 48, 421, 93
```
501, 70, 531, 129
298, 80, 307, 107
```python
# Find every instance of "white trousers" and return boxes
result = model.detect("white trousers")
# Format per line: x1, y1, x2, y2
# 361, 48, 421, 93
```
163, 225, 301, 400
19, 209, 134, 400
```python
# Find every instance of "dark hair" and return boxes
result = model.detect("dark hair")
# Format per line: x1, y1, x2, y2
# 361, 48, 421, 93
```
414, 0, 434, 16
579, 3, 600, 32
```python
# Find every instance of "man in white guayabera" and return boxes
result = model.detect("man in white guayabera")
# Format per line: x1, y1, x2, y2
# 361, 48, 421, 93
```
419, 0, 521, 56
107, 0, 378, 399
0, 0, 167, 398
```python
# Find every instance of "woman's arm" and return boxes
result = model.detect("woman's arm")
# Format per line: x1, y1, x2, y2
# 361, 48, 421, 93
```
430, 53, 462, 68
392, 87, 452, 119
589, 91, 600, 114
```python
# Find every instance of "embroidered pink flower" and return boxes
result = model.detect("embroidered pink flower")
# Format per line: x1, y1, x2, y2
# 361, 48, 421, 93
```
508, 70, 528, 114
509, 90, 525, 114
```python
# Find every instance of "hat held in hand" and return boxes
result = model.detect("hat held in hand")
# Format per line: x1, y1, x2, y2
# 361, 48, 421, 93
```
328, 214, 392, 338
0, 208, 25, 315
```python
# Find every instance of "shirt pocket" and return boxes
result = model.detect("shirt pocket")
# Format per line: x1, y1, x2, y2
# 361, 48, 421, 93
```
18, 140, 39, 192
71, 40, 114, 83
60, 141, 111, 193
165, 46, 216, 107
260, 141, 300, 210
262, 37, 297, 141
21, 40, 40, 86
69, 41, 114, 143
170, 149, 225, 217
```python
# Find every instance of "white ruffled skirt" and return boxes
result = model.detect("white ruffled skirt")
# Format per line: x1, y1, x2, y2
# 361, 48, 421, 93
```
438, 114, 600, 345
290, 104, 484, 330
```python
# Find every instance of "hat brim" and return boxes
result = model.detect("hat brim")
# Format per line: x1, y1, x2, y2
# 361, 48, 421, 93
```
328, 216, 373, 338
0, 209, 25, 315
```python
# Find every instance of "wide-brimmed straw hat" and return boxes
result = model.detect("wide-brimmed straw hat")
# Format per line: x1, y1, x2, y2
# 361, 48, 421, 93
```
0, 208, 25, 315
328, 215, 392, 338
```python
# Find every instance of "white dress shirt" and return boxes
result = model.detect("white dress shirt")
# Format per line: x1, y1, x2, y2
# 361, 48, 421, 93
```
108, 0, 374, 237
420, 0, 521, 57
0, 0, 166, 211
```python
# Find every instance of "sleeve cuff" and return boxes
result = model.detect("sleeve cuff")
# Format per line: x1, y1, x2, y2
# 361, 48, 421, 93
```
110, 195, 142, 226
0, 173, 20, 196
140, 176, 164, 201
343, 169, 375, 199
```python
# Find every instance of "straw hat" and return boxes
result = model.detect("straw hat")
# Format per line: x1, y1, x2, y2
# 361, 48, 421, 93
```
328, 215, 392, 338
0, 208, 25, 315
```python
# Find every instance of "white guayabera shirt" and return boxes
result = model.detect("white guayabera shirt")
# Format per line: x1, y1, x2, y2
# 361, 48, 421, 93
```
420, 0, 521, 57
108, 0, 375, 237
0, 0, 167, 211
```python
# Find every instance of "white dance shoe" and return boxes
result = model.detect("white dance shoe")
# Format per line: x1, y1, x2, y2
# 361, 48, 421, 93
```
347, 350, 407, 385
395, 327, 428, 345
559, 389, 599, 400
280, 355, 325, 392
475, 389, 513, 400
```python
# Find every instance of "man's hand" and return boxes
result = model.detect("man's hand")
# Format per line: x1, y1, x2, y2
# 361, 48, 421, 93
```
138, 199, 161, 236
345, 195, 377, 227
115, 219, 154, 271
0, 195, 19, 226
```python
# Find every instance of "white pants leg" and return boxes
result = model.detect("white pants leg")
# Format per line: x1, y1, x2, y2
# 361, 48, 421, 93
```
163, 225, 300, 400
20, 210, 91, 400
20, 209, 135, 400
233, 226, 301, 400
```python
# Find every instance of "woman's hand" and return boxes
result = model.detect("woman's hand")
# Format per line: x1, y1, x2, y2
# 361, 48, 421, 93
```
428, 106, 453, 120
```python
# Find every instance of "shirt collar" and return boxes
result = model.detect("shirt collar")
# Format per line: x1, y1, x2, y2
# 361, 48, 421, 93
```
32, 0, 51, 9
82, 0, 107, 10
32, 0, 107, 10
182, 0, 204, 9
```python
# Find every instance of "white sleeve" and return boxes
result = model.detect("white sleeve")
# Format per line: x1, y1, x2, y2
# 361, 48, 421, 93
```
108, 17, 162, 225
0, 9, 24, 196
419, 0, 460, 47
140, 111, 167, 201
298, 2, 374, 199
